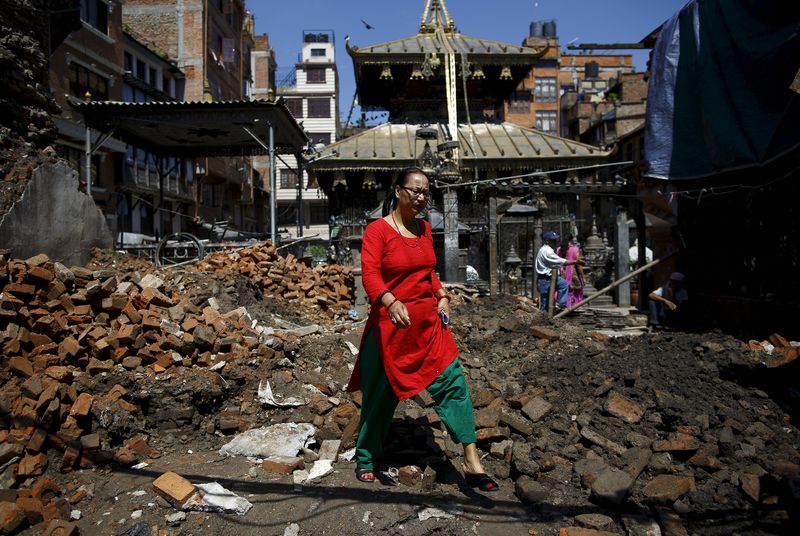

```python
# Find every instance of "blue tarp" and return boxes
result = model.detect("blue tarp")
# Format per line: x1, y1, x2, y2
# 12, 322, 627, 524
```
645, 0, 800, 180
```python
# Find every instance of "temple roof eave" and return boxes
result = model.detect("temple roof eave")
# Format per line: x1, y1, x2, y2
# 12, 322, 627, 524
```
347, 32, 547, 65
306, 122, 611, 172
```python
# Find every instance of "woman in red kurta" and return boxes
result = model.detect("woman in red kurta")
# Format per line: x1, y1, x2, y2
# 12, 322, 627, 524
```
346, 167, 497, 491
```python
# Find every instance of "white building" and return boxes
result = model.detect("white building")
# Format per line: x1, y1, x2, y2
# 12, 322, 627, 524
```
275, 30, 339, 240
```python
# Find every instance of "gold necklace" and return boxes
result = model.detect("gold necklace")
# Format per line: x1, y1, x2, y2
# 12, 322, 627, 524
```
391, 212, 421, 248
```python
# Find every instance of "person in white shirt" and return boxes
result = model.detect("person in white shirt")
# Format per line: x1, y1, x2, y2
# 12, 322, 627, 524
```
648, 272, 689, 327
535, 231, 584, 311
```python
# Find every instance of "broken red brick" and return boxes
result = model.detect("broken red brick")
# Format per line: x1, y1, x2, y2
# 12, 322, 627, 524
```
17, 453, 48, 477
651, 433, 701, 453
529, 325, 560, 341
26, 428, 48, 453
126, 436, 160, 459
68, 393, 93, 418
31, 479, 61, 502
261, 456, 304, 474
9, 356, 34, 378
41, 519, 78, 536
152, 471, 197, 505
604, 391, 645, 424
15, 496, 44, 525
121, 301, 142, 324
27, 266, 55, 283
398, 465, 422, 486
475, 426, 511, 441
642, 474, 696, 503
0, 501, 24, 534
105, 384, 127, 401
521, 396, 553, 422
768, 333, 789, 349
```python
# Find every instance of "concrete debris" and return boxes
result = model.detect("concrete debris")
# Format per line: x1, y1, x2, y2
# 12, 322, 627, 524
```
257, 381, 305, 407
306, 459, 334, 481
417, 503, 463, 521
218, 423, 316, 458
191, 482, 253, 515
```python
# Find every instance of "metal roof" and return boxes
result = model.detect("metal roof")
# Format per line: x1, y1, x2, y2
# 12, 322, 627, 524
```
76, 99, 308, 157
307, 121, 609, 171
348, 32, 545, 64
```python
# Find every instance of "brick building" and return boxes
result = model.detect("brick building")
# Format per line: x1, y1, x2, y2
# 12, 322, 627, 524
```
49, 0, 127, 229
118, 32, 193, 242
576, 72, 648, 148
504, 20, 637, 141
123, 0, 265, 236
251, 34, 277, 101
504, 22, 560, 134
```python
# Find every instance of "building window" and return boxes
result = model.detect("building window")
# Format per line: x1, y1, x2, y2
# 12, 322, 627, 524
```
309, 205, 328, 225
535, 111, 558, 134
124, 52, 133, 72
310, 48, 326, 57
308, 133, 331, 146
307, 97, 330, 118
81, 0, 108, 34
277, 205, 297, 225
306, 67, 326, 84
280, 169, 298, 189
149, 67, 157, 88
135, 59, 146, 80
534, 77, 557, 103
210, 26, 223, 60
284, 98, 303, 118
223, 38, 236, 63
68, 62, 109, 101
509, 90, 531, 114
61, 146, 101, 187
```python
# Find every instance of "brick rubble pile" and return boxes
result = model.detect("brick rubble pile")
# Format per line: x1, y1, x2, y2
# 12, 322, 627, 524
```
196, 243, 354, 318
0, 249, 799, 535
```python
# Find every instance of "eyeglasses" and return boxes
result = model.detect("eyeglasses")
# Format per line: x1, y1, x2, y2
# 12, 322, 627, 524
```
399, 186, 430, 199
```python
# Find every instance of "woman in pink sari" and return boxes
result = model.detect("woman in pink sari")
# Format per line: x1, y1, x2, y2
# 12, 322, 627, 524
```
557, 236, 585, 307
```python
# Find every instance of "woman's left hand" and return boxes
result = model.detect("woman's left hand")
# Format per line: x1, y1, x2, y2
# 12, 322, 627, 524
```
437, 297, 451, 318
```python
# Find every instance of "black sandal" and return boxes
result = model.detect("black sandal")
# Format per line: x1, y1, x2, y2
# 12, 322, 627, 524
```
355, 468, 375, 483
464, 472, 499, 492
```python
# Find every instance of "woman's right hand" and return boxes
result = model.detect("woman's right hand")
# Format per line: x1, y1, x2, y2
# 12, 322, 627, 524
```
387, 300, 411, 328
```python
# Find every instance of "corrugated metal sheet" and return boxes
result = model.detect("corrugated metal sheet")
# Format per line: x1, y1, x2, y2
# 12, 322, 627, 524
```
309, 121, 607, 168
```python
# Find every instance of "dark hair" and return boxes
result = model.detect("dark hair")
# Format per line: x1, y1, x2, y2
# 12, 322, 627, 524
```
381, 167, 429, 216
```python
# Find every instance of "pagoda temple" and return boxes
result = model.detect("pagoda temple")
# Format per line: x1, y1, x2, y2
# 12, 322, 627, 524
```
306, 0, 618, 293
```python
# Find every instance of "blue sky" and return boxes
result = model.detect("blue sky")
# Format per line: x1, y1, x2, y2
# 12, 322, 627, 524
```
248, 0, 688, 123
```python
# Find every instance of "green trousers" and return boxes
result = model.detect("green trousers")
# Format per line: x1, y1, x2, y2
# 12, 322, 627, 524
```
355, 330, 478, 469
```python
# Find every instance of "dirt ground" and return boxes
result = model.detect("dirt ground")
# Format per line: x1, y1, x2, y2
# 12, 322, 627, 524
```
4, 251, 800, 536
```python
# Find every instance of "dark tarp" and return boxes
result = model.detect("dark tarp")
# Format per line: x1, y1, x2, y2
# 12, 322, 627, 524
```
645, 0, 800, 181
76, 99, 308, 157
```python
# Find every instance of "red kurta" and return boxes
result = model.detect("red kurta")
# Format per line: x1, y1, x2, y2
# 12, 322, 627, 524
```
346, 218, 458, 400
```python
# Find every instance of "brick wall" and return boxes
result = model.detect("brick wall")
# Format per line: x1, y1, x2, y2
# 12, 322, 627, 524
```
0, 0, 60, 176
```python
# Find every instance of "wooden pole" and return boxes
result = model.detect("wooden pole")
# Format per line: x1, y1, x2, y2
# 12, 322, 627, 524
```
547, 270, 557, 318
553, 251, 677, 320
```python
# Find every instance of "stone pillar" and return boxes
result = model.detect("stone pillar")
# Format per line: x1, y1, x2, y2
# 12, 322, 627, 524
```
614, 209, 631, 306
346, 235, 369, 317
532, 215, 543, 299
443, 189, 459, 282
488, 194, 498, 296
